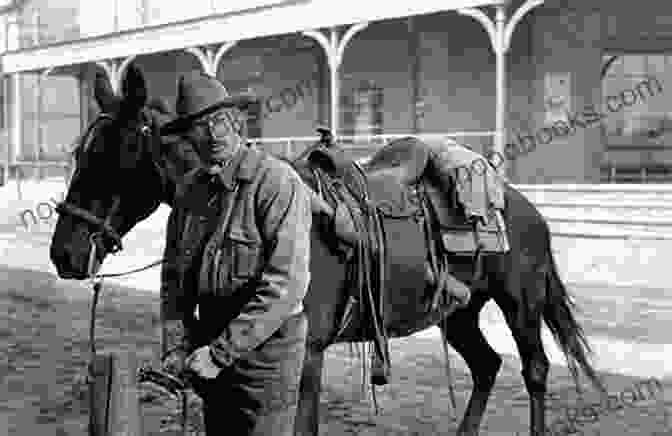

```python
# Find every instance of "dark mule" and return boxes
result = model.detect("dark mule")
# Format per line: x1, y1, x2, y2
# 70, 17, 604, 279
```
50, 64, 606, 436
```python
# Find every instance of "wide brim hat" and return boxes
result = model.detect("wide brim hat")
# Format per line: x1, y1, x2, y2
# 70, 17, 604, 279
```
161, 72, 259, 136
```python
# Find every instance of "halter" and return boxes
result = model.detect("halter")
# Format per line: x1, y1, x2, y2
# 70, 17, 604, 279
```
55, 111, 160, 265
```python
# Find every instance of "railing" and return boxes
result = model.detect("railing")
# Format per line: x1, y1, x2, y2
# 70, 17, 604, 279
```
249, 131, 496, 160
3, 132, 492, 183
601, 144, 672, 183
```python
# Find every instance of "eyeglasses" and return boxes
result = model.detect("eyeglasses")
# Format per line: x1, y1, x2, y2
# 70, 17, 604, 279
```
193, 111, 242, 141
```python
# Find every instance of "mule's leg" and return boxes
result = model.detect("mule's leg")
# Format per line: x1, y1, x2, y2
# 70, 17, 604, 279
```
499, 297, 549, 436
441, 299, 502, 436
294, 346, 325, 436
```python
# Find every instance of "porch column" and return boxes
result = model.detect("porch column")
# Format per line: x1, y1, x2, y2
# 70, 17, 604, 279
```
36, 68, 55, 179
184, 42, 238, 78
495, 5, 506, 175
303, 23, 369, 138
78, 67, 93, 132
407, 17, 421, 133
10, 72, 22, 166
2, 76, 8, 185
458, 0, 545, 177
35, 72, 43, 177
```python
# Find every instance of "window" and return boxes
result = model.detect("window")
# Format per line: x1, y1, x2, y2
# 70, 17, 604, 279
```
602, 54, 668, 140
601, 53, 671, 182
341, 80, 384, 139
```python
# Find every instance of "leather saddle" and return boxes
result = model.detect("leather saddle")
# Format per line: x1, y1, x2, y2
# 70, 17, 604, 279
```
308, 136, 509, 256
363, 136, 431, 186
304, 132, 511, 390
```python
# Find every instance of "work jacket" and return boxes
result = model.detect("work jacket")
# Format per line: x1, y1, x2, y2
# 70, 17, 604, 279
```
160, 143, 312, 365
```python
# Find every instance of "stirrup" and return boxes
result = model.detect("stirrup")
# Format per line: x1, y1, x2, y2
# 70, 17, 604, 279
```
444, 273, 471, 308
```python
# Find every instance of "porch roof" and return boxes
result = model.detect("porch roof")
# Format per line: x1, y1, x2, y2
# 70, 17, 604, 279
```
1, 0, 504, 74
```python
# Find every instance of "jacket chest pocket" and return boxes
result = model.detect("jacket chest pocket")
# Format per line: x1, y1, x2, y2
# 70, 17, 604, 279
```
199, 229, 262, 298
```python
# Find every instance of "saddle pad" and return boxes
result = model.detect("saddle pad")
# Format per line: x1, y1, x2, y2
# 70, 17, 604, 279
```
440, 209, 509, 255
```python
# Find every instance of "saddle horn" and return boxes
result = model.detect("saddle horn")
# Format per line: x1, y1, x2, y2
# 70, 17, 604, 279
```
316, 127, 334, 148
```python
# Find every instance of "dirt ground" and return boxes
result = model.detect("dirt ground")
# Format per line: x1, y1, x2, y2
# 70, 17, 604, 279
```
1, 265, 671, 436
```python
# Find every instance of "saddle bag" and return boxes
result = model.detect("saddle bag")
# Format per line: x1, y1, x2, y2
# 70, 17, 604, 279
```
423, 182, 509, 255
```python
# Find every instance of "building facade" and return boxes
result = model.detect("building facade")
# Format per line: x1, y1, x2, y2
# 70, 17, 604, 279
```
1, 0, 672, 184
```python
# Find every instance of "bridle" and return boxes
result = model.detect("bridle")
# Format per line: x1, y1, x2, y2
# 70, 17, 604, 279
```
56, 114, 124, 258
55, 111, 162, 277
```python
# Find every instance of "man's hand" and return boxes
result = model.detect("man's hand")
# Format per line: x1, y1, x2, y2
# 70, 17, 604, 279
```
185, 346, 223, 379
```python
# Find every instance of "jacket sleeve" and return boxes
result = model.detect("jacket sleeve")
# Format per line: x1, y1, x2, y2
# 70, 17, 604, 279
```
210, 164, 312, 365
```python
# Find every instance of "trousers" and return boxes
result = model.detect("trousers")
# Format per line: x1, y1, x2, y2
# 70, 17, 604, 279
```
196, 310, 308, 435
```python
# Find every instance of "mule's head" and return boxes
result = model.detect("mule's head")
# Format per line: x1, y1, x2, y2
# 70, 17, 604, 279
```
50, 64, 168, 279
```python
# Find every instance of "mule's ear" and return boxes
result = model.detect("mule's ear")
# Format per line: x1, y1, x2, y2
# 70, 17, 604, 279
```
121, 63, 147, 111
94, 71, 117, 113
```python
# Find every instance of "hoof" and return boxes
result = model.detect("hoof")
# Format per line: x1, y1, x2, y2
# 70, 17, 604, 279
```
370, 364, 390, 386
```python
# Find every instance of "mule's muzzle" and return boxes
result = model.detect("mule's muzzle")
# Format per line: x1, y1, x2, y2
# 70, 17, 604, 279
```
50, 238, 89, 280
55, 201, 123, 253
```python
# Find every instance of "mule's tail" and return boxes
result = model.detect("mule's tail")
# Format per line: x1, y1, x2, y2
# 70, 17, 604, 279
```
543, 251, 607, 395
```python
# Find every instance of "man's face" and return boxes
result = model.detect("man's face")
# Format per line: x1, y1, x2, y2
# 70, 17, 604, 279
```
186, 109, 243, 164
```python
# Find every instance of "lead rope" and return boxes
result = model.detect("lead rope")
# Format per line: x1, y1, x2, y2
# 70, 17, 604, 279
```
86, 234, 101, 379
85, 234, 102, 435
83, 235, 188, 435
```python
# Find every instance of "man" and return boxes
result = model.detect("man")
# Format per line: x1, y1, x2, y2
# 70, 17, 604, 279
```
160, 72, 312, 435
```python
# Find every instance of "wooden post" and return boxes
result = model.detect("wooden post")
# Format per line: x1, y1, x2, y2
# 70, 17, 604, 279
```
89, 351, 142, 436
89, 355, 113, 436
108, 351, 143, 436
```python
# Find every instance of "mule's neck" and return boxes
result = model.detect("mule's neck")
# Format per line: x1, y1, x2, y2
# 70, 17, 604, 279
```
161, 135, 204, 207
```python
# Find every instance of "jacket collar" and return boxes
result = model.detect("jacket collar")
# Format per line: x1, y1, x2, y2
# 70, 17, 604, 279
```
174, 144, 264, 210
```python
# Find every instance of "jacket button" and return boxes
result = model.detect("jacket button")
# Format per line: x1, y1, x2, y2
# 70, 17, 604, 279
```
185, 249, 192, 256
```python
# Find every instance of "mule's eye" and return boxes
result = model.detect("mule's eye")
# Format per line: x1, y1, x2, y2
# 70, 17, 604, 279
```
140, 125, 151, 136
